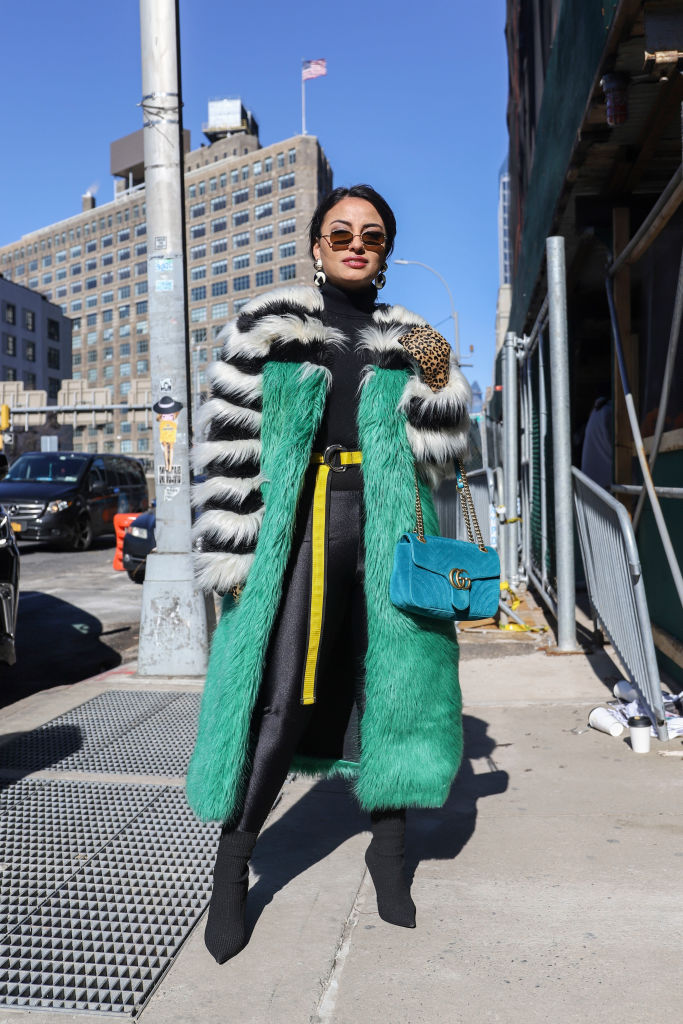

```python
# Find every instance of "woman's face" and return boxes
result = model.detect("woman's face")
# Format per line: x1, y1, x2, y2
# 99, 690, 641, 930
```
312, 197, 387, 291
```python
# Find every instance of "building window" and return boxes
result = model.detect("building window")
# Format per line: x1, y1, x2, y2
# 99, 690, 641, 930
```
85, 258, 97, 272
211, 238, 228, 256
232, 232, 250, 249
190, 202, 206, 219
135, 222, 147, 237
102, 234, 113, 248
136, 300, 148, 315
104, 347, 113, 360
86, 331, 98, 345
254, 225, 273, 243
279, 217, 296, 235
24, 309, 36, 331
188, 183, 197, 199
121, 439, 133, 453
279, 241, 296, 259
3, 334, 16, 356
190, 244, 206, 260
255, 180, 272, 198
288, 147, 296, 165
277, 152, 285, 168
210, 196, 226, 212
241, 165, 249, 181
24, 341, 36, 362
233, 275, 250, 292
190, 307, 207, 322
255, 269, 274, 288
253, 160, 262, 176
212, 259, 228, 275
234, 298, 250, 314
219, 173, 227, 188
117, 248, 130, 262
88, 350, 98, 363
278, 173, 295, 190
136, 320, 148, 335
232, 188, 249, 205
209, 176, 217, 192
191, 264, 207, 281
120, 382, 131, 398
254, 202, 273, 220
232, 210, 249, 227
117, 228, 130, 243
102, 309, 113, 324
212, 280, 228, 296
137, 339, 149, 353
134, 242, 147, 256
48, 378, 60, 400
120, 324, 131, 338
56, 287, 67, 299
120, 363, 131, 377
23, 371, 37, 389
230, 169, 239, 185
86, 240, 97, 253
135, 280, 147, 296
119, 304, 130, 319
56, 268, 67, 281
138, 438, 150, 452
120, 343, 131, 356
279, 264, 296, 282
42, 273, 53, 285
48, 348, 60, 369
86, 313, 97, 327
191, 328, 207, 344
255, 247, 273, 264
191, 286, 207, 302
211, 217, 227, 234
231, 254, 249, 271
190, 224, 206, 239
73, 352, 82, 366
70, 299, 82, 312
264, 156, 272, 172
4, 367, 16, 381
278, 196, 295, 213
69, 245, 81, 259
212, 302, 228, 320
118, 285, 131, 300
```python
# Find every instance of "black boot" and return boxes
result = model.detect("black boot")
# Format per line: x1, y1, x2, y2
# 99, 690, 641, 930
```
364, 809, 416, 928
204, 828, 258, 963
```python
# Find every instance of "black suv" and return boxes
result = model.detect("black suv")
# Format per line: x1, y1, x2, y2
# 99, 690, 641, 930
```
0, 452, 149, 550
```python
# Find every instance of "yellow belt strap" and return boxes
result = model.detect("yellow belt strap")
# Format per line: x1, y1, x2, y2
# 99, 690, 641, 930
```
301, 450, 363, 705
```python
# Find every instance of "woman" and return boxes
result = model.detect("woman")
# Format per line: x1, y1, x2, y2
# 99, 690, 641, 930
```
187, 184, 471, 963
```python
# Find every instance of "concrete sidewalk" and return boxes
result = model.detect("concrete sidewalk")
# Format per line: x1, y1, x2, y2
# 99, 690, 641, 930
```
1, 636, 682, 1024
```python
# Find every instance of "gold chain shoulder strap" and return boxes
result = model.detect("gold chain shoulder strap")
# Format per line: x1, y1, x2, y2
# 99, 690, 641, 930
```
413, 458, 487, 552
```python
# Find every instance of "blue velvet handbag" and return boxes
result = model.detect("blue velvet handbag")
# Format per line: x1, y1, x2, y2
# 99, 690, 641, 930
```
390, 458, 501, 621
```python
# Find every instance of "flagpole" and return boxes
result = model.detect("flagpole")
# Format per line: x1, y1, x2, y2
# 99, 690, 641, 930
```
301, 65, 307, 135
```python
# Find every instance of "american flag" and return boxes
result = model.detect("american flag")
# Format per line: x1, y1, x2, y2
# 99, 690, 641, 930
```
302, 58, 327, 81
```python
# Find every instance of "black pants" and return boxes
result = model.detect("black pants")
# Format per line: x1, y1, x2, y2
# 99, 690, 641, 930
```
232, 469, 367, 834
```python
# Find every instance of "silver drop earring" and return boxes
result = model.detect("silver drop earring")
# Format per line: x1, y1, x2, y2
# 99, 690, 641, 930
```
313, 258, 326, 287
374, 263, 388, 290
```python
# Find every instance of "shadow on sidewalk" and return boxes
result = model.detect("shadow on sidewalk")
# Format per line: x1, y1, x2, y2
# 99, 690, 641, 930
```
246, 713, 509, 933
0, 592, 123, 709
0, 723, 84, 788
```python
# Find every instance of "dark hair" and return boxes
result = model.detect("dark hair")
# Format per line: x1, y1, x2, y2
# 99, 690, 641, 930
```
308, 184, 397, 259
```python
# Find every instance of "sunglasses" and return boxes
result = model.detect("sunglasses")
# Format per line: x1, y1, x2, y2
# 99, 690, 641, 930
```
321, 229, 386, 252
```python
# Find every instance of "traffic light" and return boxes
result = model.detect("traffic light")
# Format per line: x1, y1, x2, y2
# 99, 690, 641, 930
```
0, 405, 9, 431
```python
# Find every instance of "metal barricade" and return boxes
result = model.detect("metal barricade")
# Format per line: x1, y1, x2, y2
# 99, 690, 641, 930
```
572, 466, 668, 740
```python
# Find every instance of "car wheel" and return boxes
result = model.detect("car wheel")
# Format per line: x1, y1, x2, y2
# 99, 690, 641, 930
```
127, 568, 145, 584
71, 514, 93, 552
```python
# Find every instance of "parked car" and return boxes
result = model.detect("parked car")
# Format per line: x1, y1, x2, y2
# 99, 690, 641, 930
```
0, 452, 148, 551
121, 509, 156, 583
0, 454, 20, 665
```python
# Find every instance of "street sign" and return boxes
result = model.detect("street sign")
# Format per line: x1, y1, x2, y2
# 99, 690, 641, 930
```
2, 432, 13, 446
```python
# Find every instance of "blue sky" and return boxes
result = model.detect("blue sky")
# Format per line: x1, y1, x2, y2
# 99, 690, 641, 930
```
1, 1, 508, 390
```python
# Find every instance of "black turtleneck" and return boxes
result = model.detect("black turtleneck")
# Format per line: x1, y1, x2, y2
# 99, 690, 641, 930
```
312, 281, 378, 490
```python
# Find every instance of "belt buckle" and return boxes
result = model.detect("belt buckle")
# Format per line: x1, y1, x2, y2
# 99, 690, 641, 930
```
323, 444, 346, 473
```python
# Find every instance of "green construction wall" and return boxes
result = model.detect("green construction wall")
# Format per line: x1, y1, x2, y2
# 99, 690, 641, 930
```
509, 0, 620, 332
637, 450, 683, 686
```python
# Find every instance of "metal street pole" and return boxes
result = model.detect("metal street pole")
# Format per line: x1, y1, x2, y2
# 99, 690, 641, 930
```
137, 0, 214, 676
546, 237, 578, 651
394, 259, 461, 363
502, 331, 519, 587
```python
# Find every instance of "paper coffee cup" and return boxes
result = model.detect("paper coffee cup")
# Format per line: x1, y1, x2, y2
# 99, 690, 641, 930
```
588, 706, 624, 737
613, 680, 638, 702
628, 715, 651, 753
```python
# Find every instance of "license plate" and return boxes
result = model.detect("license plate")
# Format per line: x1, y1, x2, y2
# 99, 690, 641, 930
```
10, 522, 21, 533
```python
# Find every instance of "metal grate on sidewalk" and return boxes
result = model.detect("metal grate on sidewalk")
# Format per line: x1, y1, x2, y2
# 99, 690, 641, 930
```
0, 690, 202, 777
0, 780, 219, 1015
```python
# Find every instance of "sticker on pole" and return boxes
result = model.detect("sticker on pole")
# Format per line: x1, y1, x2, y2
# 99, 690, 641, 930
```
153, 395, 183, 485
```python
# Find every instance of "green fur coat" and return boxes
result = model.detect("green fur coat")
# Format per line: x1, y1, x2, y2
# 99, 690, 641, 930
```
186, 285, 471, 823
